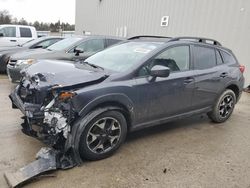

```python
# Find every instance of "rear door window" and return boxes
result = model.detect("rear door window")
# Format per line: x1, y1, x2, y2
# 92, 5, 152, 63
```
20, 27, 32, 38
193, 46, 216, 69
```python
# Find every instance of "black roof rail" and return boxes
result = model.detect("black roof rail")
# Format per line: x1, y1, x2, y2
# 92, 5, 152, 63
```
128, 35, 172, 40
168, 37, 222, 46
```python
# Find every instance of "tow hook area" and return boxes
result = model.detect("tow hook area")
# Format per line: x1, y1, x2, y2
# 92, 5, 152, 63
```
4, 147, 77, 188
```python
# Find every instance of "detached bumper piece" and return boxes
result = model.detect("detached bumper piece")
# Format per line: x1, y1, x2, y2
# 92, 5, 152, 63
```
4, 148, 57, 188
4, 147, 77, 188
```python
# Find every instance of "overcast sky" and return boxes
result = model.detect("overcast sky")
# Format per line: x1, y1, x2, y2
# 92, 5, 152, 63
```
0, 0, 75, 24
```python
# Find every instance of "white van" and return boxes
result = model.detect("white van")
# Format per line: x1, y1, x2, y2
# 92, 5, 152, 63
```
0, 25, 37, 47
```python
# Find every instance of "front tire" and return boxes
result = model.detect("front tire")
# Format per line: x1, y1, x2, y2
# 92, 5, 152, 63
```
208, 89, 236, 123
78, 110, 127, 161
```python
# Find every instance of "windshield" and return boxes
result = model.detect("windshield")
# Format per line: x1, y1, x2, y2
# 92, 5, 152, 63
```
47, 37, 82, 51
84, 42, 161, 72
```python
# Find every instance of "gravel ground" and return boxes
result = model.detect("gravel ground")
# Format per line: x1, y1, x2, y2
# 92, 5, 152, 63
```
0, 75, 250, 188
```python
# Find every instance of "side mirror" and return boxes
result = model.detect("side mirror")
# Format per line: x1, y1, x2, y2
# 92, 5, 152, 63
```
74, 48, 84, 56
150, 65, 170, 78
0, 33, 4, 37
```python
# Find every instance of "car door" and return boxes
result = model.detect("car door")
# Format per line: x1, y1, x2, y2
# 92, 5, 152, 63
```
70, 39, 105, 61
191, 45, 226, 109
134, 45, 195, 124
0, 26, 18, 47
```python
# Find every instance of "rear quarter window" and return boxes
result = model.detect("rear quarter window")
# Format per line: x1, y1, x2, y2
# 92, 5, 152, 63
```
20, 27, 32, 38
220, 51, 237, 64
193, 46, 216, 69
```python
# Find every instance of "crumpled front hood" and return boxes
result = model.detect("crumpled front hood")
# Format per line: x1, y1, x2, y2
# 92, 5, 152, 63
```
23, 60, 108, 89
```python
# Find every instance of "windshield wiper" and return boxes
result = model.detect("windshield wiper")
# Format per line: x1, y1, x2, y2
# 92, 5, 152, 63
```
81, 61, 104, 70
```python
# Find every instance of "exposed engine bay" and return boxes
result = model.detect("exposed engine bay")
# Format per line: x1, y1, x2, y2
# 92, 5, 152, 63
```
16, 79, 74, 148
44, 109, 69, 140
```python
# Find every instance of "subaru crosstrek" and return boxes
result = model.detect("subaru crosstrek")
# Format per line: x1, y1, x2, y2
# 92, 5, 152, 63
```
9, 36, 245, 167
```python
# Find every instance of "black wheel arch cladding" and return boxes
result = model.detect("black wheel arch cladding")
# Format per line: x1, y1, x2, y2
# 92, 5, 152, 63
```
65, 106, 127, 164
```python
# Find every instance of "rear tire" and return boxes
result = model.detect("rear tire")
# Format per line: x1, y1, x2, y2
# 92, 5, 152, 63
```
78, 110, 127, 161
208, 89, 236, 123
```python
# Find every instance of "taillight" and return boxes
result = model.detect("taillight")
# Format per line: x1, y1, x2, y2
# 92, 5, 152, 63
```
239, 65, 245, 73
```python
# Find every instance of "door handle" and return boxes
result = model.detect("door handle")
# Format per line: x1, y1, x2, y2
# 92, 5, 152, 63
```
184, 77, 194, 84
10, 40, 17, 42
220, 72, 228, 78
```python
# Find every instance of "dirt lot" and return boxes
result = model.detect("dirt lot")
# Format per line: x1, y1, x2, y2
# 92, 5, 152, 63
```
0, 75, 250, 188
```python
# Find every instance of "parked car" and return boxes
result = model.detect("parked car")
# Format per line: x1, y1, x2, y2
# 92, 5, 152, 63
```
7, 36, 124, 82
9, 36, 244, 166
0, 25, 37, 47
0, 36, 63, 73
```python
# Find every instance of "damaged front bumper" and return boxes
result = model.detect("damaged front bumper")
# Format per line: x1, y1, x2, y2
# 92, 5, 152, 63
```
7, 85, 81, 187
10, 86, 42, 137
9, 81, 81, 158
10, 84, 68, 143
9, 84, 80, 164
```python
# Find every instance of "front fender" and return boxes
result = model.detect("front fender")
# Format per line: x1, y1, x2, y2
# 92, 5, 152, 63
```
77, 93, 134, 119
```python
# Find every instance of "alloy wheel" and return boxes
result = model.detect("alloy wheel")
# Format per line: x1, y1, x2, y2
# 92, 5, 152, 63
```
219, 95, 234, 118
86, 117, 121, 154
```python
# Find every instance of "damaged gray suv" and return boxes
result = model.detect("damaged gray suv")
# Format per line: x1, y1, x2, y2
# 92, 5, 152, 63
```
10, 36, 245, 167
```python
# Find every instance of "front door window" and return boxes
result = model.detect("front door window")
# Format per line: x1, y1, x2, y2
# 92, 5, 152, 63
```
0, 27, 16, 37
138, 45, 190, 77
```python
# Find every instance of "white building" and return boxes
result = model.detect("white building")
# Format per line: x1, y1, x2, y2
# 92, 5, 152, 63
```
75, 0, 250, 84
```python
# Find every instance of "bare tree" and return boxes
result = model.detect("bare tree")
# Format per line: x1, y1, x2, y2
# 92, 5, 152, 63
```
0, 9, 75, 31
0, 10, 12, 24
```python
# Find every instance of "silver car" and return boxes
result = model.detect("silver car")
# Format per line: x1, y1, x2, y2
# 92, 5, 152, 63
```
7, 36, 124, 82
